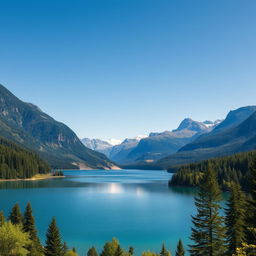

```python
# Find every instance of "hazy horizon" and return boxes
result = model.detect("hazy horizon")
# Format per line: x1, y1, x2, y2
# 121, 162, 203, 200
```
1, 0, 256, 139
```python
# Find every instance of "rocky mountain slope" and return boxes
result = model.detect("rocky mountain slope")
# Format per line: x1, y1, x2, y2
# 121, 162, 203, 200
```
0, 84, 117, 169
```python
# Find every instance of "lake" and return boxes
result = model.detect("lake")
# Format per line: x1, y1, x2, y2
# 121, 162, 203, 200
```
0, 170, 196, 255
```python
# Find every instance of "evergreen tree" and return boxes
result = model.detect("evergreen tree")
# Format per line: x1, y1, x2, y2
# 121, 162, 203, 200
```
9, 203, 23, 225
45, 217, 64, 256
23, 203, 37, 239
101, 238, 119, 256
0, 210, 5, 226
128, 246, 134, 256
189, 163, 226, 256
225, 182, 247, 255
160, 243, 171, 256
247, 158, 256, 244
87, 246, 98, 256
23, 202, 43, 256
175, 239, 185, 256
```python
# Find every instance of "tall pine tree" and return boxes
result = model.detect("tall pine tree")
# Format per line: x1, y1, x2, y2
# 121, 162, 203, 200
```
45, 217, 64, 256
87, 246, 98, 256
189, 163, 226, 256
225, 182, 247, 255
9, 203, 23, 225
175, 239, 185, 256
23, 202, 43, 256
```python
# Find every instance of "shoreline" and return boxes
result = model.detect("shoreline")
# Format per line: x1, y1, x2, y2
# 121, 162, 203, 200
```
0, 173, 65, 182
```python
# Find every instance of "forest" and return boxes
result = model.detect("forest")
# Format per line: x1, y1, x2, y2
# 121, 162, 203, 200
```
0, 137, 50, 179
169, 150, 256, 190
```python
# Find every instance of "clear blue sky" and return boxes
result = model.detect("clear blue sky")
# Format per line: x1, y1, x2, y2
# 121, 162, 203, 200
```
0, 0, 256, 140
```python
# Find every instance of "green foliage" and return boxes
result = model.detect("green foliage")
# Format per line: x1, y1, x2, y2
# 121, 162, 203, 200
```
175, 239, 185, 256
101, 238, 120, 256
169, 150, 256, 190
115, 244, 123, 256
189, 164, 226, 256
0, 137, 50, 179
225, 182, 247, 255
65, 250, 79, 256
160, 243, 171, 256
23, 202, 43, 256
87, 246, 98, 256
9, 203, 23, 225
45, 217, 64, 256
0, 221, 31, 256
142, 251, 159, 256
246, 159, 256, 244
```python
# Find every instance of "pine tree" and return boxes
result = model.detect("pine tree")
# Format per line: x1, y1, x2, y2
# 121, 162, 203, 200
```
189, 163, 226, 256
175, 239, 185, 256
45, 217, 64, 256
9, 203, 23, 225
23, 202, 43, 256
0, 211, 5, 226
247, 158, 256, 244
23, 203, 37, 239
160, 243, 171, 256
87, 246, 98, 256
225, 182, 247, 255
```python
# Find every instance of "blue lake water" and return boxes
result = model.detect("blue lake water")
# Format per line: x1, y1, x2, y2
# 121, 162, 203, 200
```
0, 170, 197, 255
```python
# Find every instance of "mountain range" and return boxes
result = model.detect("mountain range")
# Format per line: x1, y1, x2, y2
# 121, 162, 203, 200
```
1, 83, 256, 172
157, 106, 256, 169
0, 84, 117, 169
83, 119, 221, 165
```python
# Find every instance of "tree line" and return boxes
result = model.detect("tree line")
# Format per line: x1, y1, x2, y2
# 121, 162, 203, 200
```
0, 137, 50, 179
169, 150, 256, 190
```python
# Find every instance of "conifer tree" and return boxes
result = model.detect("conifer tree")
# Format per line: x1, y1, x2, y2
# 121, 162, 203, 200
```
225, 182, 247, 255
9, 203, 23, 225
23, 202, 43, 256
101, 238, 119, 256
247, 158, 256, 244
0, 211, 5, 226
23, 203, 37, 239
160, 243, 171, 256
45, 217, 64, 256
189, 163, 226, 256
87, 246, 98, 256
175, 239, 185, 256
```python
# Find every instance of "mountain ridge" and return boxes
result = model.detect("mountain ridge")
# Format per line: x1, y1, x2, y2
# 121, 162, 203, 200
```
0, 84, 118, 169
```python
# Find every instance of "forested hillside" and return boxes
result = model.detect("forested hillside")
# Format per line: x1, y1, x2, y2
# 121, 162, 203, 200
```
169, 150, 256, 190
0, 137, 50, 179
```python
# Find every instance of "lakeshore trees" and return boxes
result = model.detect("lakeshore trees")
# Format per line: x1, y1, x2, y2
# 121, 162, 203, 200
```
189, 164, 226, 256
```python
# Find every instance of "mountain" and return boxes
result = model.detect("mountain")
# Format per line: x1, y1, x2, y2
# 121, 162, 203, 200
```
157, 106, 256, 169
111, 119, 220, 165
108, 136, 147, 163
81, 138, 114, 156
0, 84, 117, 169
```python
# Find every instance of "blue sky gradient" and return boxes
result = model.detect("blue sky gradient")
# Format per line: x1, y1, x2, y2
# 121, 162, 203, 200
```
0, 0, 256, 139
